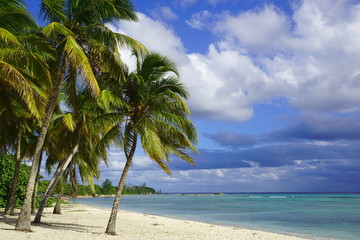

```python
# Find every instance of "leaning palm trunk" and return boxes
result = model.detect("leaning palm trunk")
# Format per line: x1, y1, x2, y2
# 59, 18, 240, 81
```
15, 61, 66, 231
105, 133, 137, 235
31, 155, 43, 214
33, 142, 79, 223
4, 127, 22, 215
42, 163, 62, 199
53, 175, 65, 215
53, 194, 62, 214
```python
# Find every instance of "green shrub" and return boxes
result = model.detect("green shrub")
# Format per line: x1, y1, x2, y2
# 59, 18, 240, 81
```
37, 179, 49, 194
0, 153, 30, 208
34, 196, 57, 208
101, 179, 116, 195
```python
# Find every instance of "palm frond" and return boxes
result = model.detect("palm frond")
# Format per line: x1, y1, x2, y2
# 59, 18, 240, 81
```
97, 89, 127, 110
41, 21, 74, 40
0, 27, 21, 46
94, 125, 122, 165
151, 76, 189, 99
17, 33, 56, 61
87, 40, 123, 77
0, 3, 37, 31
72, 0, 138, 25
63, 35, 100, 97
138, 121, 166, 163
61, 113, 76, 132
110, 0, 138, 21
114, 32, 146, 52
40, 0, 66, 23
63, 66, 77, 110
0, 48, 51, 85
0, 60, 40, 118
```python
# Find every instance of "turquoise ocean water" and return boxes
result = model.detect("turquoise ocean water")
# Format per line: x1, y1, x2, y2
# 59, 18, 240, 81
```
72, 193, 360, 240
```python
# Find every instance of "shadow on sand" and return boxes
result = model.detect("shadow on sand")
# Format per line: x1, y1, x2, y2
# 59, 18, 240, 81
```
0, 211, 18, 230
0, 211, 101, 234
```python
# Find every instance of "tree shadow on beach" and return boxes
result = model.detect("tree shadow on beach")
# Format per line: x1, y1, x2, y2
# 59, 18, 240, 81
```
31, 221, 102, 233
0, 211, 19, 230
0, 211, 103, 234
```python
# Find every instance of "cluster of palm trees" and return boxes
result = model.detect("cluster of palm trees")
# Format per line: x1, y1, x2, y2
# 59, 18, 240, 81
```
0, 0, 198, 235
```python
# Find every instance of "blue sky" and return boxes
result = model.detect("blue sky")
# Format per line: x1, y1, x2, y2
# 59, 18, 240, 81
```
27, 0, 360, 193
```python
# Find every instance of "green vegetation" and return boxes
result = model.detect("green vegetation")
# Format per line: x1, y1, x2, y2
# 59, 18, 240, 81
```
63, 179, 157, 196
98, 179, 156, 196
0, 154, 30, 208
123, 184, 157, 195
0, 154, 55, 209
100, 179, 115, 195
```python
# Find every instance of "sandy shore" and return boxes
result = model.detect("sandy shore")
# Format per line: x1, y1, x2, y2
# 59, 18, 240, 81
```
0, 204, 310, 240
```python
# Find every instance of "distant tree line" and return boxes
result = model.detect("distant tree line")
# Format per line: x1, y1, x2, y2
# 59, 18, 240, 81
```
60, 178, 158, 196
92, 179, 158, 196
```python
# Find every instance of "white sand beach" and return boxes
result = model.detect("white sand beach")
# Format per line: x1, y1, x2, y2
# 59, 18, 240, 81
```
0, 204, 309, 240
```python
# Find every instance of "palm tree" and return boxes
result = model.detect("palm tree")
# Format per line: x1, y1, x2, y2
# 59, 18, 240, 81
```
0, 0, 53, 216
15, 0, 144, 231
0, 35, 53, 214
2, 118, 41, 216
104, 51, 198, 235
34, 88, 116, 223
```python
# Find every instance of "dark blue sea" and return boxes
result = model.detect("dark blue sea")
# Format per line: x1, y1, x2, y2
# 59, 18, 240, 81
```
71, 193, 360, 240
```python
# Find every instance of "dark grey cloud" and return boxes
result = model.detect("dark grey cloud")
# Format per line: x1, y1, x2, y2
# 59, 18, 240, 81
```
166, 141, 360, 171
283, 159, 360, 191
204, 114, 360, 150
265, 115, 360, 142
204, 131, 258, 148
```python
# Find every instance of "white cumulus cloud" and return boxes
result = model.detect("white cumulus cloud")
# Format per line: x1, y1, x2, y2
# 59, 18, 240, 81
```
150, 6, 178, 20
215, 5, 291, 54
108, 0, 360, 122
186, 10, 215, 30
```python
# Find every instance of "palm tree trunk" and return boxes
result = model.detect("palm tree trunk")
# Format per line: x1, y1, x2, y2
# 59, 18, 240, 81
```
53, 194, 62, 214
1, 146, 6, 155
31, 154, 43, 214
105, 133, 137, 235
33, 142, 79, 223
15, 60, 66, 231
69, 161, 77, 199
4, 127, 22, 215
41, 161, 64, 201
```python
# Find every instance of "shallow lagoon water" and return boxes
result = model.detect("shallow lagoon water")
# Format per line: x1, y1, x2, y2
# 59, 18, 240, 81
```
72, 193, 360, 240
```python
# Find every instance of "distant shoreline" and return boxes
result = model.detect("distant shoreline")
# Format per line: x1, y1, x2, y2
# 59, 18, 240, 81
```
63, 193, 158, 199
